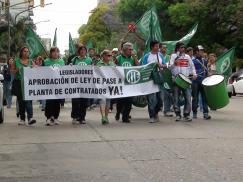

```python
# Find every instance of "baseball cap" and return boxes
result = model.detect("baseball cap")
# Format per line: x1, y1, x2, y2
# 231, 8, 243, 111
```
196, 45, 204, 50
112, 48, 119, 52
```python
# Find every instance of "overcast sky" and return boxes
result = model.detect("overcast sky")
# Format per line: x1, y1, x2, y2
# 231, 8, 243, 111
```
32, 0, 97, 53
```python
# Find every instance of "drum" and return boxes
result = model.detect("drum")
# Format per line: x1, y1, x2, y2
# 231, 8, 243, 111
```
162, 68, 173, 89
175, 74, 192, 89
202, 75, 229, 110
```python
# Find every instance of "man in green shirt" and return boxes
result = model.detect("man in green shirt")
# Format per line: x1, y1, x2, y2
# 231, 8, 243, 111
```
159, 43, 174, 118
115, 42, 139, 123
159, 43, 170, 64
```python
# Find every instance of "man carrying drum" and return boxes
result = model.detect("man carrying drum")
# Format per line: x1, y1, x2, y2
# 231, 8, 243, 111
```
169, 42, 197, 122
192, 45, 211, 120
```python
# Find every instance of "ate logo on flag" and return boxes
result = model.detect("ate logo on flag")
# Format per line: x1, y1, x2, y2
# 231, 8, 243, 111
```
220, 57, 231, 73
126, 70, 141, 84
78, 62, 88, 66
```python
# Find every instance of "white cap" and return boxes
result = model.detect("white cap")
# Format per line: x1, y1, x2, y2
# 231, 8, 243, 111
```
197, 45, 204, 50
112, 48, 119, 52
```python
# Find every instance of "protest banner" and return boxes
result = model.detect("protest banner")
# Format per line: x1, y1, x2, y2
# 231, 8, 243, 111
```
22, 63, 159, 100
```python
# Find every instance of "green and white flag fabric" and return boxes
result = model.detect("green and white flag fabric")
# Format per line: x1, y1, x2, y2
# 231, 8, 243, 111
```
216, 47, 235, 80
86, 40, 93, 50
162, 23, 198, 54
52, 28, 57, 47
136, 6, 162, 50
69, 33, 75, 55
24, 26, 48, 58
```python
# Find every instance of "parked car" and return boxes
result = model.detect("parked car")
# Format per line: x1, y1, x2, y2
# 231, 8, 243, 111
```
227, 73, 243, 97
0, 73, 4, 123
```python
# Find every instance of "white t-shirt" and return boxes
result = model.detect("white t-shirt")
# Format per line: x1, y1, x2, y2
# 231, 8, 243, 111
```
147, 53, 163, 64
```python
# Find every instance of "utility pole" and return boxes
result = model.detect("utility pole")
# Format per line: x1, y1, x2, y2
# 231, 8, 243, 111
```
7, 3, 10, 58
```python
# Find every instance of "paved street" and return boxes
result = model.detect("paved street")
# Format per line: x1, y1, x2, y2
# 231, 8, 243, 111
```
0, 96, 243, 182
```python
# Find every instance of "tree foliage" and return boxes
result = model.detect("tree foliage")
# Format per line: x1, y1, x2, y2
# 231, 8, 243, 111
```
79, 4, 112, 50
0, 18, 35, 59
117, 0, 243, 66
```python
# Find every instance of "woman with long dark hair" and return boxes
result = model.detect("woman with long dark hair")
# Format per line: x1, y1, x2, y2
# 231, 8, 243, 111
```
43, 47, 65, 126
10, 47, 37, 125
71, 46, 92, 125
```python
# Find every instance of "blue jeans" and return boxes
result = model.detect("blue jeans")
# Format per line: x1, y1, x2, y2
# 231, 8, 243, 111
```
192, 82, 209, 114
161, 89, 173, 113
147, 92, 162, 118
173, 85, 192, 117
3, 81, 12, 108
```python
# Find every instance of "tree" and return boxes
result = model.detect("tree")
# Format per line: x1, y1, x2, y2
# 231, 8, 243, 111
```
79, 4, 112, 50
0, 18, 35, 59
117, 0, 243, 63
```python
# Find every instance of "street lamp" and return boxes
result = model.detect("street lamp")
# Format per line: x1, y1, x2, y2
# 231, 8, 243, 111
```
34, 19, 50, 25
14, 3, 52, 24
6, 1, 52, 58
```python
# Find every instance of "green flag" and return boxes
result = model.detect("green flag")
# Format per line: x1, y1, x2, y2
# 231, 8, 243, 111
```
136, 6, 162, 50
133, 42, 138, 53
24, 26, 48, 58
162, 23, 198, 54
52, 28, 57, 47
69, 33, 75, 55
86, 40, 93, 50
216, 47, 235, 80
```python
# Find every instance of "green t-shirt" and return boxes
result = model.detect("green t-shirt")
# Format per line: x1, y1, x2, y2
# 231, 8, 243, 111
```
116, 55, 135, 67
72, 56, 92, 66
14, 58, 32, 80
164, 54, 170, 64
44, 58, 65, 67
96, 60, 115, 66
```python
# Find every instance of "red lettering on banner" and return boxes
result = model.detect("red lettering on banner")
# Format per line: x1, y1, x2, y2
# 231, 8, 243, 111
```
175, 59, 189, 67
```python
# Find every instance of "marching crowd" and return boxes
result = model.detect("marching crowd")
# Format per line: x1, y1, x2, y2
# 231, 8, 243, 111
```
1, 40, 219, 126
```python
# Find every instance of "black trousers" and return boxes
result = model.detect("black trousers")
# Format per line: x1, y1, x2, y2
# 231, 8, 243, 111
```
192, 82, 209, 114
45, 99, 61, 119
116, 97, 132, 121
71, 98, 88, 120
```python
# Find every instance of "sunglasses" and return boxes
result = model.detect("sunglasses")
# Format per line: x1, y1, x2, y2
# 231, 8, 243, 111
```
106, 55, 112, 57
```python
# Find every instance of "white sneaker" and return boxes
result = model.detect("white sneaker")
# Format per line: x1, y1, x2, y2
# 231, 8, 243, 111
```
72, 118, 79, 125
46, 119, 53, 126
154, 114, 160, 122
28, 118, 37, 126
54, 119, 60, 125
149, 118, 158, 123
18, 120, 25, 126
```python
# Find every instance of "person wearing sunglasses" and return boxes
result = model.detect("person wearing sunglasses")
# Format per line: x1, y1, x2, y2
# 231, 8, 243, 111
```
169, 42, 197, 122
96, 50, 115, 125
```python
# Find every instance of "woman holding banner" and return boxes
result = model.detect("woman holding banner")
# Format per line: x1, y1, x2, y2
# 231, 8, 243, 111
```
43, 47, 65, 126
97, 50, 115, 125
10, 47, 37, 126
71, 46, 92, 125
